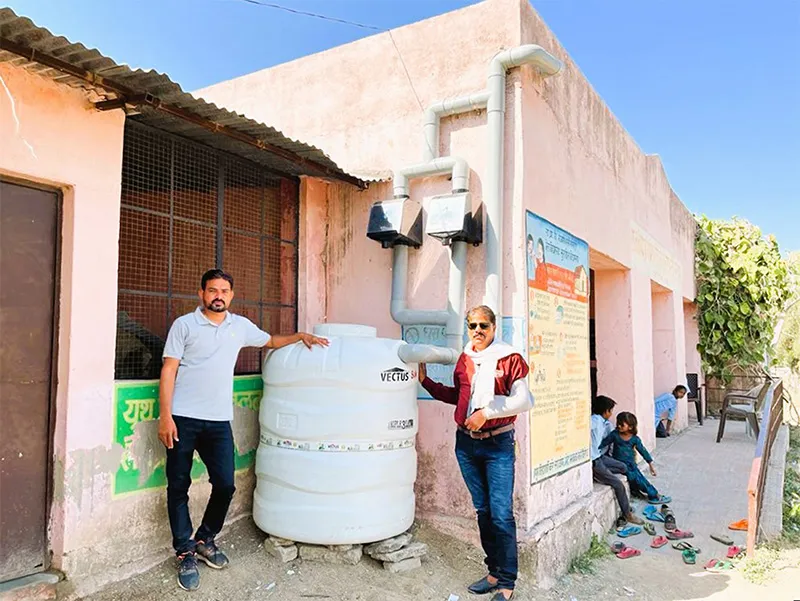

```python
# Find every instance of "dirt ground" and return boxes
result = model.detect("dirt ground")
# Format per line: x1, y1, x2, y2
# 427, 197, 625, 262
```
77, 516, 800, 601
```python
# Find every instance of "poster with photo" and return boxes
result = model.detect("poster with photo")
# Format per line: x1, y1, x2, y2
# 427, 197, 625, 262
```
526, 212, 591, 482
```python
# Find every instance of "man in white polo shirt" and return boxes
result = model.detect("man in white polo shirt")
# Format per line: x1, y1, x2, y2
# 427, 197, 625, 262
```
158, 268, 327, 591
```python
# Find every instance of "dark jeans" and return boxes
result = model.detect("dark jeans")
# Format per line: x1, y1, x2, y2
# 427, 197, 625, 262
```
455, 429, 517, 591
627, 465, 659, 500
166, 416, 236, 555
592, 455, 630, 516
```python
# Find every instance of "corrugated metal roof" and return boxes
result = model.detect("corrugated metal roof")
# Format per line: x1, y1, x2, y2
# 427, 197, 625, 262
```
0, 7, 367, 187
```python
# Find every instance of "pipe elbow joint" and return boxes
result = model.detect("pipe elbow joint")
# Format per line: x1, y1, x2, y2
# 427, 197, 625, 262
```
390, 301, 449, 327
398, 344, 459, 365
491, 44, 563, 77
392, 171, 410, 198
450, 157, 469, 192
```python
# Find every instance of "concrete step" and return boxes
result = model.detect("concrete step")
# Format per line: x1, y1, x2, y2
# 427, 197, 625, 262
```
0, 572, 60, 601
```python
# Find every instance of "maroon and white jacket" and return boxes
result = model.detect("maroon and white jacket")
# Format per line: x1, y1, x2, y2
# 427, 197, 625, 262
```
421, 348, 530, 431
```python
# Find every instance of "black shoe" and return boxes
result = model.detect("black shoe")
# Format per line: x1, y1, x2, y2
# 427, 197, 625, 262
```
196, 538, 229, 569
490, 592, 513, 601
177, 552, 200, 591
615, 515, 627, 529
468, 576, 499, 595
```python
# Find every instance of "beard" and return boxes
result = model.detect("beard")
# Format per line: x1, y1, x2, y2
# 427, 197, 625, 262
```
206, 299, 227, 313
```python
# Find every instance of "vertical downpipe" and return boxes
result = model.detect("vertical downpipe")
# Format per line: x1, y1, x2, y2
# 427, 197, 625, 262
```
484, 62, 506, 319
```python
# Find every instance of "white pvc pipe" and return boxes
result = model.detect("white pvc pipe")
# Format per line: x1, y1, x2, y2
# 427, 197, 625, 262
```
446, 241, 468, 350
423, 91, 490, 162
391, 245, 449, 325
388, 44, 561, 351
483, 45, 563, 317
398, 343, 460, 365
392, 156, 470, 198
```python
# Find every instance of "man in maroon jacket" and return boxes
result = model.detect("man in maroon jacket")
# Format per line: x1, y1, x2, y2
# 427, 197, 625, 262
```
419, 305, 532, 601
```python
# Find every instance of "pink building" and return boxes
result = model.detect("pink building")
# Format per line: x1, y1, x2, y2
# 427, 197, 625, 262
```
199, 0, 701, 584
0, 0, 701, 597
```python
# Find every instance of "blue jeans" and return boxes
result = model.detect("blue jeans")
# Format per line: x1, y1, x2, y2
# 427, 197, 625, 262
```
455, 429, 517, 591
626, 464, 659, 500
166, 416, 236, 555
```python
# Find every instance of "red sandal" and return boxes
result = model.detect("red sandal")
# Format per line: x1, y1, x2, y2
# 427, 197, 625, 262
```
616, 546, 641, 559
650, 536, 669, 549
666, 529, 694, 540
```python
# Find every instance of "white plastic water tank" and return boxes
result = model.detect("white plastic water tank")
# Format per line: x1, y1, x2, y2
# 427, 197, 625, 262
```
254, 323, 419, 545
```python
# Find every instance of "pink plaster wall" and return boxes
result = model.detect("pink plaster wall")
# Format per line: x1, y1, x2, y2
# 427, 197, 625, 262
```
0, 63, 125, 589
200, 0, 699, 530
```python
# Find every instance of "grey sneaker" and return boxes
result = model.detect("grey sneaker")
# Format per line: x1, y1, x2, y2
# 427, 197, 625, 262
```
196, 538, 229, 569
177, 552, 200, 591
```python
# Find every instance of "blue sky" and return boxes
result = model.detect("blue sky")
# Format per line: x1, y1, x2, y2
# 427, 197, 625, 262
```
8, 0, 799, 251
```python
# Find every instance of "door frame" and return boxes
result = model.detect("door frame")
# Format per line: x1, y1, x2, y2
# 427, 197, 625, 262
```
0, 175, 62, 578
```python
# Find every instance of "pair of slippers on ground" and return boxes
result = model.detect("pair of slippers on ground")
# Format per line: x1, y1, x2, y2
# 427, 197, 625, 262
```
701, 543, 744, 572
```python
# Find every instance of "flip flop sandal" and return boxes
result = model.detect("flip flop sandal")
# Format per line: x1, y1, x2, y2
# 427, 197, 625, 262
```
726, 546, 745, 559
644, 522, 657, 536
707, 560, 735, 573
616, 547, 641, 559
728, 519, 748, 531
704, 558, 721, 570
651, 536, 669, 549
682, 549, 698, 565
643, 506, 666, 523
610, 542, 626, 554
617, 526, 643, 538
666, 529, 694, 540
672, 541, 698, 551
710, 534, 734, 546
648, 495, 672, 504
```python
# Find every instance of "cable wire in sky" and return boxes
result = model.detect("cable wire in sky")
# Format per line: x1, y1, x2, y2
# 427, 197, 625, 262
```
231, 0, 434, 156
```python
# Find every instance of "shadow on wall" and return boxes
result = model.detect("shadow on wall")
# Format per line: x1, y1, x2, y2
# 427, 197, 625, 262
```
115, 311, 165, 380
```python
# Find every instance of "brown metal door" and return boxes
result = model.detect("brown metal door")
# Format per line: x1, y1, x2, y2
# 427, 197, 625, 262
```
0, 181, 58, 581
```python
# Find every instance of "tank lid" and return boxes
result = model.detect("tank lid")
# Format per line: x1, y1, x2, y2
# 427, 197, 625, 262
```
313, 323, 377, 338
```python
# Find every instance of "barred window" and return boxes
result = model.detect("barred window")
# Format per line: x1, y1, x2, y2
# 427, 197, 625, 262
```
115, 122, 298, 380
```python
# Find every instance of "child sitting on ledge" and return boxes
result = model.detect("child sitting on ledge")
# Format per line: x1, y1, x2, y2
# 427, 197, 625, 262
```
602, 411, 671, 505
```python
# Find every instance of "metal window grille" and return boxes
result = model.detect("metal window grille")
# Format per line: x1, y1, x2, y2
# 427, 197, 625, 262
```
115, 121, 298, 380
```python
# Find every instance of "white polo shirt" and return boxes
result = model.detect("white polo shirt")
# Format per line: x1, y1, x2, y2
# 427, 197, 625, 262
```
163, 307, 271, 421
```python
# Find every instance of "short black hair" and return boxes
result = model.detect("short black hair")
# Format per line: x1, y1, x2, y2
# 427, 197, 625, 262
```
616, 411, 638, 436
592, 395, 617, 415
201, 269, 234, 291
673, 384, 687, 396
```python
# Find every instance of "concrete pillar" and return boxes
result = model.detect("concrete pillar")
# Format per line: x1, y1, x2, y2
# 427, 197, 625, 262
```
593, 269, 637, 414
631, 271, 656, 447
297, 177, 329, 331
651, 288, 677, 396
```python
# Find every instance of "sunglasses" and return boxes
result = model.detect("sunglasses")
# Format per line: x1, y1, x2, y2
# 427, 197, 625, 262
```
467, 322, 492, 331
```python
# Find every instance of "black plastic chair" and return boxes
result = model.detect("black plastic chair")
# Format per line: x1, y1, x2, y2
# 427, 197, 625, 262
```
686, 373, 704, 425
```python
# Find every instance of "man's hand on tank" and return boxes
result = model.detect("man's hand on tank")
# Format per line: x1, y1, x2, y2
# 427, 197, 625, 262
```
298, 333, 329, 349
